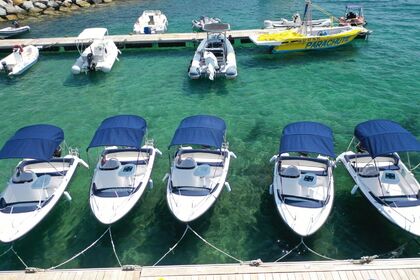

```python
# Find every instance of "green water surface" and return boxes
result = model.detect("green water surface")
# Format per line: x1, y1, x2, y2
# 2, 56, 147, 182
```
0, 0, 419, 270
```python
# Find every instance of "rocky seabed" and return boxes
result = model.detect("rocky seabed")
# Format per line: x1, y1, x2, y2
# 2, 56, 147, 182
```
0, 0, 112, 21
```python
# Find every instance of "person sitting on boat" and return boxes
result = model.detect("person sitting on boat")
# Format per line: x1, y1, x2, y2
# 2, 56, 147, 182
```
12, 21, 20, 28
13, 45, 23, 54
346, 11, 357, 19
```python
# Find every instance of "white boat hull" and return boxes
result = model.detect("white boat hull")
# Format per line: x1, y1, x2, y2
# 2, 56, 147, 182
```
0, 45, 39, 76
272, 155, 334, 236
338, 151, 420, 237
133, 10, 168, 34
72, 39, 120, 74
0, 155, 87, 243
89, 146, 158, 225
0, 26, 30, 39
167, 148, 233, 223
188, 34, 237, 80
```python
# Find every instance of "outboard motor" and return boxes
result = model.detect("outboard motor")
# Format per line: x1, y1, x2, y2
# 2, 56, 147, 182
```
1, 61, 10, 75
87, 53, 95, 71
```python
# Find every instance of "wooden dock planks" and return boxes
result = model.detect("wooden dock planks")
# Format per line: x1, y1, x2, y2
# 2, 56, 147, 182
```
0, 258, 419, 280
0, 29, 268, 51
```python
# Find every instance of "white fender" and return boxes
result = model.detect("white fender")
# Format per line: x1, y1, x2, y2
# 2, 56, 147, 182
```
269, 155, 278, 163
269, 184, 273, 195
63, 191, 72, 201
351, 185, 359, 195
148, 179, 154, 190
155, 148, 162, 156
162, 173, 169, 182
224, 182, 231, 192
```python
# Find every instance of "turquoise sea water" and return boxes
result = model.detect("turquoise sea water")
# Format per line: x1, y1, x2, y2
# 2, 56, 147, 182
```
0, 0, 419, 270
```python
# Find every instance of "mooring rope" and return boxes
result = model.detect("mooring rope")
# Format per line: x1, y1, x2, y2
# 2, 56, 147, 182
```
274, 239, 303, 262
11, 246, 29, 268
153, 225, 189, 266
47, 227, 109, 270
0, 246, 12, 258
109, 227, 122, 267
187, 225, 243, 263
300, 239, 338, 261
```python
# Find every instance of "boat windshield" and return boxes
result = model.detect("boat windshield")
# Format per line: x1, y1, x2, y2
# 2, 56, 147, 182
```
92, 185, 135, 197
171, 185, 212, 196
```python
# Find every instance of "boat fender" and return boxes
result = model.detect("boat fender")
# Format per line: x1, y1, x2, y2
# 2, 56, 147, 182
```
162, 173, 169, 182
351, 185, 359, 195
269, 155, 278, 163
269, 184, 273, 195
317, 30, 328, 36
224, 182, 231, 192
71, 64, 81, 75
63, 191, 72, 201
148, 179, 154, 190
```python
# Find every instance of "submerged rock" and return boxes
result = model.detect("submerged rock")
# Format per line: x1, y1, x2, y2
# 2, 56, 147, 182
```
58, 5, 70, 11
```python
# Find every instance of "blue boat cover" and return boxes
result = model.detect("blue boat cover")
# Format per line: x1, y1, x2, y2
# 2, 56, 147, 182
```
0, 124, 64, 161
279, 121, 335, 157
88, 115, 147, 150
169, 115, 226, 148
354, 119, 420, 158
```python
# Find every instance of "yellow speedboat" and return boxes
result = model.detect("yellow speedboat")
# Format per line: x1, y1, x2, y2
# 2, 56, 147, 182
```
249, 1, 368, 53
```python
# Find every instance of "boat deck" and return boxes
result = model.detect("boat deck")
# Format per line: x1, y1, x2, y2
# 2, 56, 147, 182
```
0, 29, 269, 52
1, 258, 419, 280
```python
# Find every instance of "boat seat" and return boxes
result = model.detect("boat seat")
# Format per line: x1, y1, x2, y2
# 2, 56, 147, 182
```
280, 165, 300, 178
12, 170, 36, 184
100, 158, 121, 171
359, 165, 379, 177
176, 157, 197, 169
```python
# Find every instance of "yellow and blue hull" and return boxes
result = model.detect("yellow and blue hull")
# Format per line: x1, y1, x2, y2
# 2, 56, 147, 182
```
253, 28, 362, 54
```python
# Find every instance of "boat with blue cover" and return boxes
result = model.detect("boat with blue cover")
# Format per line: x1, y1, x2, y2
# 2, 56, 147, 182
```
269, 122, 335, 236
87, 115, 161, 225
164, 115, 236, 223
338, 120, 420, 236
0, 125, 88, 243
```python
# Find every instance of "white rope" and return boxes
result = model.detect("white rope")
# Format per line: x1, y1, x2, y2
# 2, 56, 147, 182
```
410, 162, 420, 171
11, 246, 28, 268
0, 246, 12, 258
48, 227, 109, 270
301, 239, 338, 261
109, 227, 122, 267
274, 240, 303, 262
187, 225, 243, 263
153, 225, 189, 266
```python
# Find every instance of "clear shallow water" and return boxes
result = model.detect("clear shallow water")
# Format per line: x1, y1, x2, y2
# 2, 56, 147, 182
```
0, 0, 419, 270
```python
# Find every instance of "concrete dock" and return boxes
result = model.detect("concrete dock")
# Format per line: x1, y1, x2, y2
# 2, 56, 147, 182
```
0, 29, 267, 51
0, 258, 419, 280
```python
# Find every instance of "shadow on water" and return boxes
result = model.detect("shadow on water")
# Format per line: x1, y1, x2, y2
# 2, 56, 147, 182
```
183, 76, 231, 96
239, 43, 363, 69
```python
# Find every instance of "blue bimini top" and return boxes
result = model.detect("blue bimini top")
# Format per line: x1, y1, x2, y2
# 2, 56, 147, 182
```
88, 115, 147, 150
279, 121, 335, 158
0, 124, 64, 161
354, 119, 420, 158
169, 115, 226, 148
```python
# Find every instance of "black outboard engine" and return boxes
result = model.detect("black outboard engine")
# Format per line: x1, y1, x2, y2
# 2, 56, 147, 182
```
87, 53, 96, 71
53, 146, 62, 157
1, 61, 10, 75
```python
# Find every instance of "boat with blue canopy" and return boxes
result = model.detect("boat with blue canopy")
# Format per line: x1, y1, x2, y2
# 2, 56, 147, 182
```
0, 124, 88, 243
164, 115, 236, 223
87, 115, 161, 225
338, 120, 420, 236
269, 121, 335, 236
